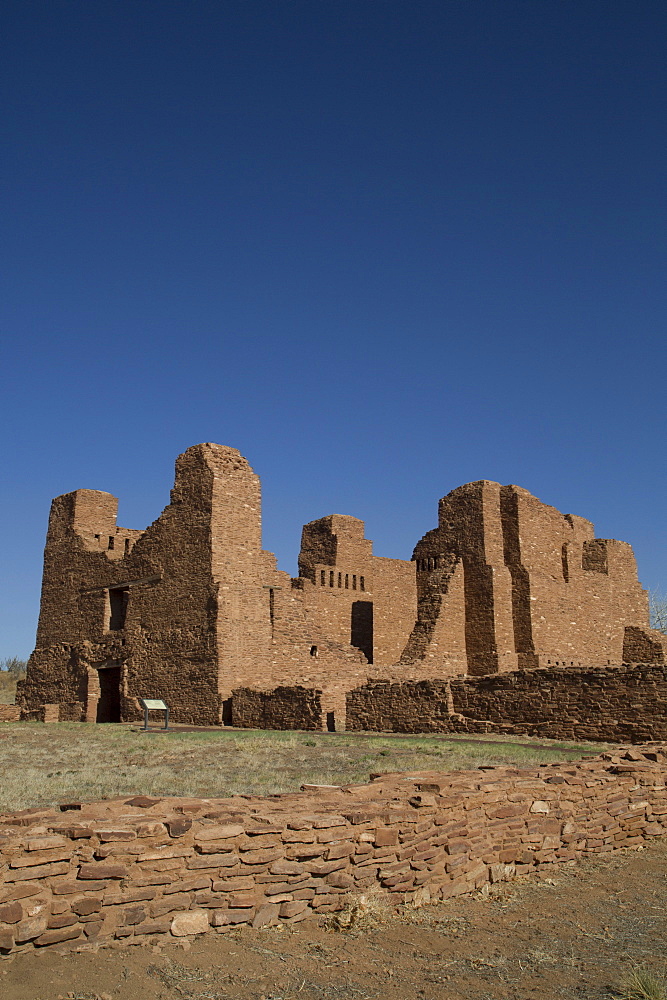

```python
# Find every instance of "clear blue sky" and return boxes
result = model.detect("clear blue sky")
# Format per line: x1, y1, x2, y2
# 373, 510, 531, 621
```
2, 1, 665, 658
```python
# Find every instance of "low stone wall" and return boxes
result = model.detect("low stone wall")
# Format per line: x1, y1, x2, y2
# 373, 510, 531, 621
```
232, 686, 322, 730
347, 664, 667, 742
0, 706, 20, 723
1, 745, 666, 956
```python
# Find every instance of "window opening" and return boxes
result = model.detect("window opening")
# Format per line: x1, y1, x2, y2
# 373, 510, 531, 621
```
338, 572, 342, 588
329, 570, 334, 587
124, 538, 131, 555
108, 535, 115, 550
345, 574, 349, 589
352, 575, 357, 590
351, 600, 373, 663
326, 711, 336, 732
108, 587, 129, 630
320, 570, 326, 586
561, 544, 569, 582
360, 576, 365, 591
310, 645, 318, 657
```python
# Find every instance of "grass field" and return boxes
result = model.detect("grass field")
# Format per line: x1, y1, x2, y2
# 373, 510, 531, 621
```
0, 722, 609, 814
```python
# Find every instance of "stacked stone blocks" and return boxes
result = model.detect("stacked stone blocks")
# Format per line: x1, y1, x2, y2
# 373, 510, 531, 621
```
1, 745, 666, 956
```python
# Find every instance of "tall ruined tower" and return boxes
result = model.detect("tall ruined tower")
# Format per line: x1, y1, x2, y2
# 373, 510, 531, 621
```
400, 480, 658, 674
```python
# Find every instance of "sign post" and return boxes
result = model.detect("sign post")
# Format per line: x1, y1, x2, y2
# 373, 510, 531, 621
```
138, 698, 169, 731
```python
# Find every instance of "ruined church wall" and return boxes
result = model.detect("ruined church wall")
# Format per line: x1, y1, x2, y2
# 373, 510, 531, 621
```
0, 746, 666, 957
24, 446, 225, 725
370, 556, 418, 667
347, 663, 667, 743
502, 488, 649, 667
231, 685, 322, 730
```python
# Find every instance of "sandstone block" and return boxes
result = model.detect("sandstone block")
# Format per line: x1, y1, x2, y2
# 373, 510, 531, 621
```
150, 892, 193, 917
195, 824, 244, 842
279, 900, 309, 918
326, 842, 355, 860
47, 912, 78, 929
166, 818, 193, 838
269, 860, 305, 876
83, 921, 105, 938
239, 848, 283, 865
121, 906, 147, 926
15, 915, 49, 942
72, 897, 102, 916
229, 892, 262, 908
96, 829, 137, 842
186, 853, 237, 869
133, 917, 171, 936
252, 903, 280, 928
171, 910, 209, 936
26, 836, 68, 852
0, 901, 22, 923
7, 862, 70, 881
326, 872, 354, 889
78, 863, 128, 880
34, 924, 82, 947
135, 821, 167, 837
163, 876, 211, 894
210, 908, 254, 926
0, 926, 15, 951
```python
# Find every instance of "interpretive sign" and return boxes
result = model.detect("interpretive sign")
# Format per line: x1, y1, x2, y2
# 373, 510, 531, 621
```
139, 698, 170, 731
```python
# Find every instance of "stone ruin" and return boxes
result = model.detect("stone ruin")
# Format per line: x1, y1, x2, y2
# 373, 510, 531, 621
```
18, 443, 666, 729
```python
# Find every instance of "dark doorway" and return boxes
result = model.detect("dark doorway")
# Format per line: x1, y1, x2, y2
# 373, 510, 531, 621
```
96, 666, 121, 723
326, 711, 336, 732
351, 600, 373, 663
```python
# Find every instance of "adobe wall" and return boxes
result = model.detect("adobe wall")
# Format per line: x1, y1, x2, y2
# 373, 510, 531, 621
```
346, 663, 667, 742
0, 745, 666, 956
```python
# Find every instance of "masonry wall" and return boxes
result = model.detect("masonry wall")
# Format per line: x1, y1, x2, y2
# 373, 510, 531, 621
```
22, 443, 661, 729
231, 686, 322, 730
399, 480, 656, 678
346, 664, 667, 742
0, 745, 666, 957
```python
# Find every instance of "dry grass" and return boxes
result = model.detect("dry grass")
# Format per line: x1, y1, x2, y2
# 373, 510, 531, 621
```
327, 890, 394, 933
0, 722, 608, 814
618, 967, 667, 1000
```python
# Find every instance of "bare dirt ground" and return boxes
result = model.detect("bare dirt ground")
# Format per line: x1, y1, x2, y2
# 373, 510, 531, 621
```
1, 840, 665, 1000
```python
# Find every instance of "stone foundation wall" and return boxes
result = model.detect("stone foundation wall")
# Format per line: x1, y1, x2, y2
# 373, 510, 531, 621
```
0, 745, 666, 957
347, 664, 667, 742
231, 686, 322, 730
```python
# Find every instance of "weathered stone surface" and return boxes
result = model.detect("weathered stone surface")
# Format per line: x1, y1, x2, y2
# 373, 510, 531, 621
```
34, 925, 82, 946
252, 903, 280, 929
15, 916, 49, 942
170, 910, 209, 936
0, 902, 22, 924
